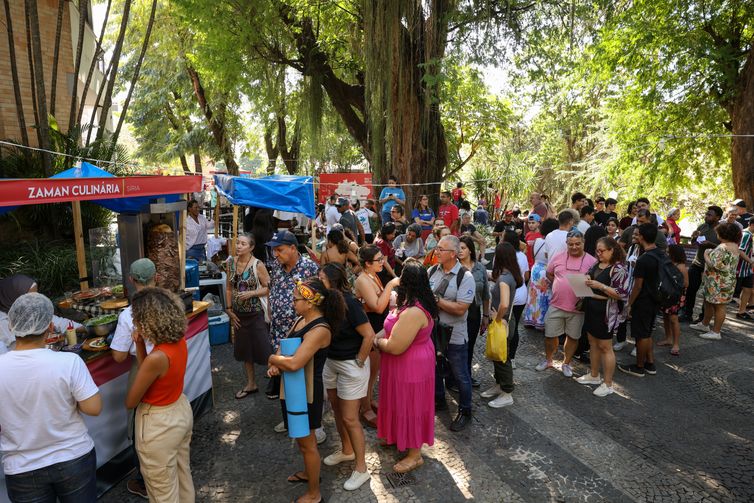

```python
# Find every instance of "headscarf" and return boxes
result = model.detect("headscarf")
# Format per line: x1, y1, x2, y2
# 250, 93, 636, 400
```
0, 274, 37, 313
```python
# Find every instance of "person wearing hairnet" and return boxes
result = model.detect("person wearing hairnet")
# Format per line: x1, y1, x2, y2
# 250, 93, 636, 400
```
0, 293, 102, 502
0, 274, 84, 354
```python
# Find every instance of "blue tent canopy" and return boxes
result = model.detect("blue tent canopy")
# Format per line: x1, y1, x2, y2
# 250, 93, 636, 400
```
0, 162, 181, 216
214, 174, 315, 217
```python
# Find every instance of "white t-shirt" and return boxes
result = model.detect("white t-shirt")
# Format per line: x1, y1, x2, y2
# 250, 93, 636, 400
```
186, 213, 213, 248
110, 306, 154, 356
325, 205, 341, 233
355, 208, 374, 235
577, 220, 591, 234
532, 237, 548, 264
544, 229, 569, 263
0, 349, 98, 474
514, 252, 529, 306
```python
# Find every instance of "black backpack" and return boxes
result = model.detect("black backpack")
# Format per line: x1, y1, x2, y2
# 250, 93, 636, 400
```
649, 251, 684, 308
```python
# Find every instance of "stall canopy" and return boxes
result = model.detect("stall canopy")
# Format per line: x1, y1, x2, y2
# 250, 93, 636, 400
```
0, 162, 201, 213
214, 174, 315, 217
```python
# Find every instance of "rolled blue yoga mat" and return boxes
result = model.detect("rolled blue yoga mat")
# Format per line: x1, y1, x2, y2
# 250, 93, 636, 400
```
280, 337, 310, 438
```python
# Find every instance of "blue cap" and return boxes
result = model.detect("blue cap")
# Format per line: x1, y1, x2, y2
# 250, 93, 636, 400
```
527, 213, 541, 222
266, 230, 298, 248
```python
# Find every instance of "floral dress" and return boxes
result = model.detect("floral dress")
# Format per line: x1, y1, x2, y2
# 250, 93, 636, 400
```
702, 245, 738, 304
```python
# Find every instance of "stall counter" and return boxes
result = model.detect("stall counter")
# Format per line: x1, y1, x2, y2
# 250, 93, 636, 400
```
0, 302, 213, 501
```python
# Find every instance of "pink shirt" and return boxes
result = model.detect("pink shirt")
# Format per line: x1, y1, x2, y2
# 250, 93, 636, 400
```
546, 251, 597, 313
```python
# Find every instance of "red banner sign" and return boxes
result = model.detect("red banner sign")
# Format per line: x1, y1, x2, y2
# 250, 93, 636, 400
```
0, 176, 202, 207
318, 173, 373, 203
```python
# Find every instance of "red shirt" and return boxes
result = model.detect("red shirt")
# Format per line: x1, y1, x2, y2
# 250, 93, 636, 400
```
451, 188, 464, 203
667, 218, 681, 244
142, 338, 187, 406
494, 193, 501, 209
438, 204, 460, 235
525, 231, 543, 267
374, 237, 396, 267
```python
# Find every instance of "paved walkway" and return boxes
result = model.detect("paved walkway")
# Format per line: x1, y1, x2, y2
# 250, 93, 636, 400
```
102, 311, 754, 502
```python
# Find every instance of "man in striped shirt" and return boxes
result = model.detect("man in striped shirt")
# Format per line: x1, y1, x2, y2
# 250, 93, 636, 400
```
735, 217, 754, 320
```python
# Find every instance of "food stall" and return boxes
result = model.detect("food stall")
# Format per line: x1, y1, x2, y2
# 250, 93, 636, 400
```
0, 164, 210, 499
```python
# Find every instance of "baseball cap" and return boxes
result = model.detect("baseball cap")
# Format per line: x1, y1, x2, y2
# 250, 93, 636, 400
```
504, 210, 514, 216
527, 213, 541, 222
335, 197, 349, 207
129, 258, 156, 283
266, 230, 298, 248
733, 199, 746, 208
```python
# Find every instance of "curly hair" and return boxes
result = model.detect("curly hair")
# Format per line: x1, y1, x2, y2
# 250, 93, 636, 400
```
131, 287, 187, 345
298, 277, 346, 333
716, 222, 742, 244
327, 229, 349, 254
540, 218, 559, 236
395, 262, 438, 318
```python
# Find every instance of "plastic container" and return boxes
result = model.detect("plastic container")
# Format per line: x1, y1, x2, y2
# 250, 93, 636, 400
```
208, 313, 230, 345
185, 259, 200, 300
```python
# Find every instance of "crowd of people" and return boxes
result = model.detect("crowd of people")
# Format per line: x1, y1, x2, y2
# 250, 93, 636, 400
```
1, 179, 753, 503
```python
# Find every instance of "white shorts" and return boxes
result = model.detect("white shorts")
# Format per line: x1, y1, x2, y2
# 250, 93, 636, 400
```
323, 358, 370, 401
544, 306, 584, 339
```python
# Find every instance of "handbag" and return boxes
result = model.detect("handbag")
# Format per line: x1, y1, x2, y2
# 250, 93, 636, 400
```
250, 258, 271, 323
485, 302, 513, 362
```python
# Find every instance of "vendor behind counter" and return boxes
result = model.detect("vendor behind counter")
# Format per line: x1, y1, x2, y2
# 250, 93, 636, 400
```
0, 275, 83, 354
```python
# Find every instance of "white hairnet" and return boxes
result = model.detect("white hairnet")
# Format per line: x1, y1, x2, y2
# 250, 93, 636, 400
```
8, 292, 54, 338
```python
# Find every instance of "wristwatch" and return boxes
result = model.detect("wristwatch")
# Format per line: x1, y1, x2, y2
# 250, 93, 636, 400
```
355, 358, 365, 368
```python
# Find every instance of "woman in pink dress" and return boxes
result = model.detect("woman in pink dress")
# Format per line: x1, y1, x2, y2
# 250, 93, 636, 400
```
373, 262, 437, 473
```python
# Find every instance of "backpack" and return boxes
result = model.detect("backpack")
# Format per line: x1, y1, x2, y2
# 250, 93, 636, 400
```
649, 251, 684, 308
428, 264, 469, 293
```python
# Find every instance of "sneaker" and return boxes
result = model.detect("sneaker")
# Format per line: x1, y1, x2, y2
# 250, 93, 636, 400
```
273, 421, 287, 433
450, 411, 471, 431
343, 469, 371, 491
630, 347, 637, 357
315, 427, 327, 444
699, 331, 722, 340
488, 392, 514, 408
618, 363, 645, 377
127, 479, 148, 499
644, 362, 657, 375
561, 363, 573, 378
480, 385, 501, 398
575, 374, 602, 385
689, 322, 710, 332
613, 342, 625, 351
511, 359, 517, 369
535, 360, 553, 371
324, 450, 356, 466
593, 383, 615, 397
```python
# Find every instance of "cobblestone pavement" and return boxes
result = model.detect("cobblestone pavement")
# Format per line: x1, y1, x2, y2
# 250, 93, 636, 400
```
102, 309, 754, 502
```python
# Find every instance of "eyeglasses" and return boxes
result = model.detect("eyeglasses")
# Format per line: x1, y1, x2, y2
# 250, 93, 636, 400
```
435, 247, 453, 253
595, 248, 609, 254
292, 297, 306, 303
566, 230, 583, 239
369, 256, 385, 262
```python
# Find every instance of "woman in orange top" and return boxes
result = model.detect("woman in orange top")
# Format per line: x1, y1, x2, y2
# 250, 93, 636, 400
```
126, 287, 194, 503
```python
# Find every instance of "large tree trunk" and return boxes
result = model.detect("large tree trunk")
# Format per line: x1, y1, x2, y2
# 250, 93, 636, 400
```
730, 45, 754, 208
111, 0, 157, 146
186, 65, 239, 175
77, 0, 111, 127
97, 0, 132, 140
193, 152, 202, 173
49, 0, 66, 117
263, 121, 278, 174
179, 154, 189, 173
25, 0, 53, 176
278, 114, 301, 175
2, 0, 30, 147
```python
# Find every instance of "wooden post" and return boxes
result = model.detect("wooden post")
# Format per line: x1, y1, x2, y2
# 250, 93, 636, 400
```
178, 196, 187, 290
71, 201, 89, 291
231, 205, 239, 257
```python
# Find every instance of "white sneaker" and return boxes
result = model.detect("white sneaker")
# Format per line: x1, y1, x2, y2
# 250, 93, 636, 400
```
324, 449, 356, 466
630, 347, 637, 357
575, 374, 602, 385
488, 392, 514, 408
273, 421, 287, 433
699, 331, 722, 340
511, 359, 517, 369
480, 385, 501, 398
343, 469, 371, 491
535, 360, 553, 371
613, 342, 625, 351
689, 322, 709, 332
561, 363, 573, 378
315, 427, 327, 444
593, 383, 615, 397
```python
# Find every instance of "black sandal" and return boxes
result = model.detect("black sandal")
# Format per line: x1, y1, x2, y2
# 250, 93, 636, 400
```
235, 388, 258, 399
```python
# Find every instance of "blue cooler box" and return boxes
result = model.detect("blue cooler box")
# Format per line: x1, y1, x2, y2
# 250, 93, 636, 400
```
208, 313, 230, 345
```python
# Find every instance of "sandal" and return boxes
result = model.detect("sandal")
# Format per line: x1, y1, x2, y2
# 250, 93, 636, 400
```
291, 496, 325, 503
361, 410, 377, 428
670, 349, 680, 356
235, 387, 258, 399
656, 340, 672, 347
736, 312, 753, 321
287, 472, 321, 484
393, 456, 424, 474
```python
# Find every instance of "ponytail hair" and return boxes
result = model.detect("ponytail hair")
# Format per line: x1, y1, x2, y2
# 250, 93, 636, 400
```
299, 277, 346, 333
321, 263, 350, 292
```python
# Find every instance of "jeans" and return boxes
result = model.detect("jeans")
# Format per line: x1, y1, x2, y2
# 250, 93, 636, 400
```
187, 244, 206, 262
510, 304, 524, 360
5, 449, 97, 503
436, 342, 472, 412
683, 265, 704, 319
